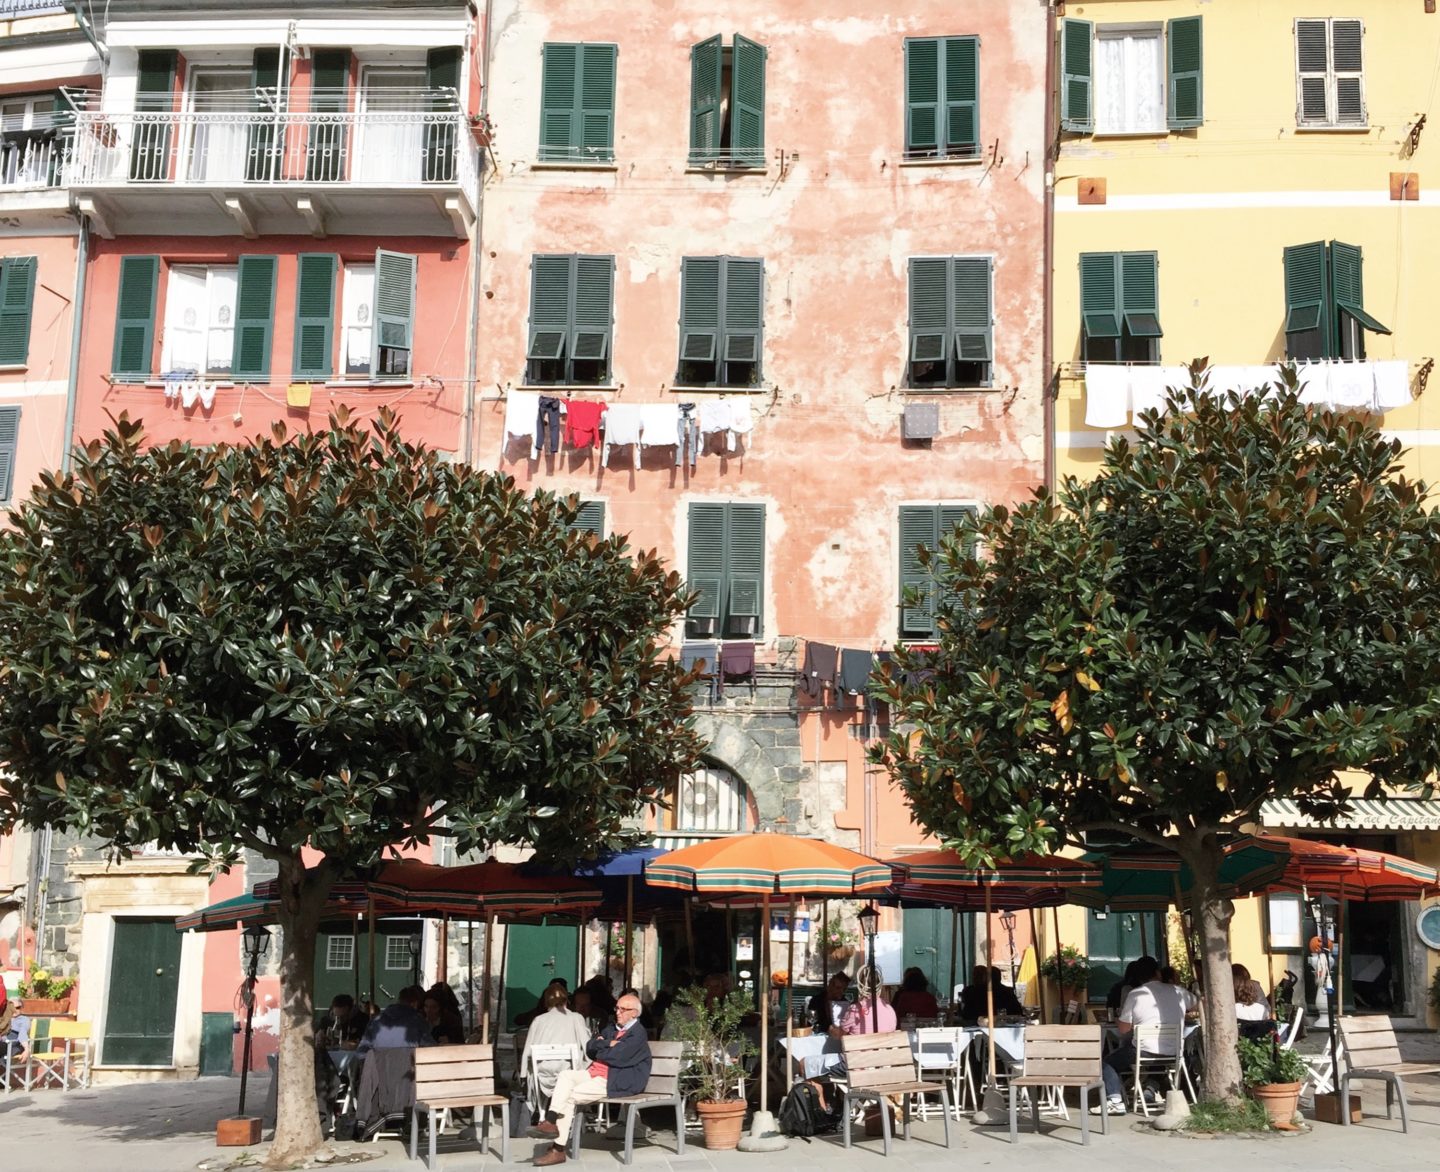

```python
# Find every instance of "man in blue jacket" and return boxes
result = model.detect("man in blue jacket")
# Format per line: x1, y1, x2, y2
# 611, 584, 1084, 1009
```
529, 992, 651, 1165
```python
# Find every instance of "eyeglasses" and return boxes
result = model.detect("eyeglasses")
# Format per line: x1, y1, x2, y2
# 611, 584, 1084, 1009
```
617, 1004, 640, 1014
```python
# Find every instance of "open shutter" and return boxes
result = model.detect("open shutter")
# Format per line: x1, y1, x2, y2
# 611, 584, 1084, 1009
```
373, 250, 417, 378
679, 256, 720, 365
908, 257, 950, 366
1330, 20, 1365, 126
112, 255, 159, 379
722, 257, 763, 366
1079, 253, 1121, 341
687, 503, 727, 628
569, 499, 605, 535
292, 253, 337, 379
579, 43, 617, 162
1060, 19, 1094, 133
951, 257, 992, 362
307, 49, 349, 181
1283, 241, 1330, 359
539, 43, 579, 160
1330, 241, 1389, 335
1295, 19, 1331, 125
0, 257, 37, 366
130, 49, 177, 181
1166, 16, 1203, 129
1120, 252, 1162, 338
425, 46, 462, 182
904, 37, 940, 157
0, 405, 19, 502
943, 36, 979, 157
527, 254, 572, 361
246, 47, 281, 182
937, 505, 977, 616
899, 506, 940, 638
426, 45, 462, 94
571, 254, 613, 363
725, 503, 765, 636
731, 34, 766, 166
688, 36, 723, 164
232, 254, 277, 380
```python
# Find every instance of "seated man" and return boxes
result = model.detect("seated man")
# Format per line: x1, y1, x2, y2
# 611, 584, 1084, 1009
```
356, 985, 433, 1054
318, 993, 369, 1049
1096, 955, 1195, 1115
807, 972, 851, 1033
528, 993, 650, 1166
2, 991, 30, 1081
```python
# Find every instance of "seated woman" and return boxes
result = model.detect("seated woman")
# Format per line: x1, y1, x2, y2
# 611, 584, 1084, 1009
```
892, 967, 940, 1021
1232, 964, 1272, 1021
520, 983, 592, 1117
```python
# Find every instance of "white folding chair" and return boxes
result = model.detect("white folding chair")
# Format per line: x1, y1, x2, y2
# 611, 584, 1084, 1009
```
3, 1019, 39, 1094
524, 1042, 582, 1117
911, 1027, 966, 1120
1129, 1024, 1185, 1116
1278, 1009, 1305, 1050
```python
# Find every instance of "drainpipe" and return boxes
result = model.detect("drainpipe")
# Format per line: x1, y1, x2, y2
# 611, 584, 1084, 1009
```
461, 0, 494, 468
1042, 2, 1058, 496
60, 218, 89, 473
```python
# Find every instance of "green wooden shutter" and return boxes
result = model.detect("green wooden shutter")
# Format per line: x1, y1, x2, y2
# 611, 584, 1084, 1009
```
0, 257, 37, 367
1167, 17, 1203, 129
937, 505, 977, 616
579, 43, 617, 163
909, 257, 950, 364
679, 256, 720, 365
247, 47, 281, 181
232, 254, 278, 380
943, 36, 979, 156
425, 46, 462, 182
528, 254, 573, 360
1060, 19, 1094, 133
572, 255, 613, 363
311, 49, 349, 108
0, 405, 19, 502
426, 45, 462, 93
687, 502, 727, 627
1330, 241, 1389, 335
722, 257, 763, 366
1282, 241, 1329, 345
732, 34, 766, 167
307, 50, 349, 181
570, 499, 605, 535
131, 49, 177, 180
1079, 253, 1121, 340
688, 35, 723, 165
904, 37, 940, 156
725, 503, 765, 635
899, 506, 941, 638
112, 255, 159, 379
292, 253, 337, 379
373, 250, 417, 379
1120, 252, 1162, 338
539, 43, 579, 160
951, 257, 991, 362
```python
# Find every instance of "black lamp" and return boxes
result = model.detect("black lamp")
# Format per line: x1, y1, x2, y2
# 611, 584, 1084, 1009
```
236, 925, 271, 1118
856, 904, 879, 1029
999, 909, 1018, 983
407, 931, 423, 984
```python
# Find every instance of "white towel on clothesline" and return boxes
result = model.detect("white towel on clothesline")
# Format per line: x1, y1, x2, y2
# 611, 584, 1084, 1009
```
1328, 362, 1376, 410
1372, 361, 1411, 411
503, 390, 539, 449
638, 402, 680, 447
1083, 365, 1130, 428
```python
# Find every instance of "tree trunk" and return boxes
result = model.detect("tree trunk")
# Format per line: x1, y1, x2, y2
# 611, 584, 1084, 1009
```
1182, 834, 1242, 1103
267, 854, 335, 1167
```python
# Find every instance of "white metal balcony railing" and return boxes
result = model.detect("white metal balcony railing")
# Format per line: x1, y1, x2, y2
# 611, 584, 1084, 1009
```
0, 0, 68, 16
0, 133, 64, 191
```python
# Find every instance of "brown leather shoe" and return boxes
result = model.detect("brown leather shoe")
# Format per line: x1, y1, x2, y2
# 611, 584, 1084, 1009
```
533, 1144, 567, 1166
527, 1120, 559, 1139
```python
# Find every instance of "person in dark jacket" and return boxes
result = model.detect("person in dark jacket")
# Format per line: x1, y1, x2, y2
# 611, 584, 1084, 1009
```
528, 993, 650, 1165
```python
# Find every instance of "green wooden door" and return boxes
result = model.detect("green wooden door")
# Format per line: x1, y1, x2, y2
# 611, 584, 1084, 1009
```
103, 917, 182, 1066
901, 908, 972, 1001
1085, 909, 1164, 999
504, 922, 578, 1029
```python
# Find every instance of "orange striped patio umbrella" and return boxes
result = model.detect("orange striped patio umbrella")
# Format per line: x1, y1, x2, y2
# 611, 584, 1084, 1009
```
1259, 834, 1440, 901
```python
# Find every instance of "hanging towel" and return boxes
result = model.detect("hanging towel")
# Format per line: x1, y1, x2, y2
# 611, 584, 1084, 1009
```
565, 399, 607, 449
1372, 361, 1411, 411
1295, 362, 1332, 408
601, 403, 643, 467
1083, 365, 1131, 428
1126, 366, 1177, 420
503, 390, 540, 452
798, 641, 838, 700
726, 399, 755, 451
638, 402, 681, 448
1329, 362, 1376, 410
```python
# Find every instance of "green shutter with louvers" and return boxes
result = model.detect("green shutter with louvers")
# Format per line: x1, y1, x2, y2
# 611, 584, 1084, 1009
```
937, 505, 977, 619
725, 503, 765, 635
307, 50, 349, 181
1120, 252, 1162, 338
904, 37, 940, 156
1079, 252, 1120, 340
292, 253, 337, 379
1282, 241, 1329, 347
731, 34, 766, 167
232, 254, 277, 380
722, 257, 763, 367
1330, 240, 1389, 335
311, 49, 349, 110
1166, 16, 1203, 129
908, 257, 949, 363
943, 36, 979, 156
528, 254, 572, 360
112, 255, 159, 379
247, 48, 280, 182
688, 36, 723, 164
572, 254, 613, 362
679, 256, 720, 365
539, 43, 579, 160
425, 46, 462, 181
687, 502, 727, 626
426, 45, 461, 92
951, 257, 991, 361
131, 49, 177, 180
0, 405, 19, 502
0, 257, 37, 367
579, 44, 617, 162
1060, 19, 1094, 133
373, 250, 417, 379
899, 506, 941, 638
569, 499, 606, 535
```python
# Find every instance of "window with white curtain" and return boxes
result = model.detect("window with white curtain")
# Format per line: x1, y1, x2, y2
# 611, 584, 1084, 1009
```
1094, 27, 1165, 135
342, 263, 375, 377
160, 265, 237, 376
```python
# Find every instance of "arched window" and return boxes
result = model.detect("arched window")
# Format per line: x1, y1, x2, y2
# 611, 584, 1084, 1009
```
659, 764, 755, 844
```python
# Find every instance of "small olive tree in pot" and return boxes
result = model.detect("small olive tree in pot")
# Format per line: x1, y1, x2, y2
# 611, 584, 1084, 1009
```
664, 985, 756, 1149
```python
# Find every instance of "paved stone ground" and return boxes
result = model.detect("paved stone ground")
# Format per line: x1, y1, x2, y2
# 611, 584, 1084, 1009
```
5, 1032, 1440, 1172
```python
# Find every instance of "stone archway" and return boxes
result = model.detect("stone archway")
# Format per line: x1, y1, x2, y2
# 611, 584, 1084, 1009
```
689, 714, 785, 827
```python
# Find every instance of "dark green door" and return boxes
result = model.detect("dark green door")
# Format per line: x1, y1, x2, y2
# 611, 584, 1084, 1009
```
504, 922, 578, 1029
1086, 909, 1164, 999
314, 918, 424, 1013
103, 917, 182, 1065
901, 908, 973, 1001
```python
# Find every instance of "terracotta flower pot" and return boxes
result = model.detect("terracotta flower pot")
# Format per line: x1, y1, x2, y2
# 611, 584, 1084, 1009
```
20, 996, 72, 1016
826, 945, 854, 964
1250, 1081, 1302, 1127
695, 1099, 748, 1150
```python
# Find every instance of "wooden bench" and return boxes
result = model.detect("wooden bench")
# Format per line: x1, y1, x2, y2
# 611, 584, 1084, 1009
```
839, 1030, 953, 1156
1007, 1025, 1106, 1145
409, 1044, 508, 1169
565, 1040, 686, 1166
1338, 1015, 1440, 1132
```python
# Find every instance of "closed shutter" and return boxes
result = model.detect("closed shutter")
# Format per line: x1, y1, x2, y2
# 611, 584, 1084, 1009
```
373, 250, 417, 378
1295, 20, 1331, 125
569, 499, 605, 535
232, 254, 278, 380
539, 44, 579, 160
1330, 20, 1365, 126
905, 38, 940, 157
572, 255, 613, 362
0, 405, 19, 502
0, 257, 37, 366
725, 503, 765, 635
579, 44, 617, 162
247, 48, 281, 181
1120, 253, 1161, 338
952, 257, 992, 362
731, 34, 766, 166
679, 256, 721, 364
1060, 19, 1094, 133
1079, 253, 1121, 340
425, 46, 462, 181
943, 36, 979, 156
292, 253, 337, 379
307, 50, 349, 182
899, 506, 941, 638
688, 35, 723, 165
687, 502, 727, 626
527, 255, 572, 360
1330, 241, 1389, 335
908, 257, 949, 363
1282, 241, 1329, 358
112, 255, 159, 379
722, 257, 763, 366
937, 505, 977, 616
131, 49, 177, 180
1166, 16, 1203, 129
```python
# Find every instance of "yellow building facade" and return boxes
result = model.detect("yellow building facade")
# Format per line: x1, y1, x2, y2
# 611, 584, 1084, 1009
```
1049, 0, 1440, 1026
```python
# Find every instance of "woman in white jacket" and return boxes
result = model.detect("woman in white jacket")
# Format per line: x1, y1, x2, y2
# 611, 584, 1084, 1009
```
521, 984, 593, 1115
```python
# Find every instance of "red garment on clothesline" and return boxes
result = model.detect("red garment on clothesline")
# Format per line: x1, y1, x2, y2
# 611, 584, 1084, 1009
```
566, 400, 607, 449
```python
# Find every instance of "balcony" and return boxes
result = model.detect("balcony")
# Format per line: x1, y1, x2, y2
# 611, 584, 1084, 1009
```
68, 99, 478, 238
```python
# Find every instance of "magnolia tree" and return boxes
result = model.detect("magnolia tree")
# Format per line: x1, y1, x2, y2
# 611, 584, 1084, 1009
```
873, 374, 1440, 1099
0, 411, 701, 1163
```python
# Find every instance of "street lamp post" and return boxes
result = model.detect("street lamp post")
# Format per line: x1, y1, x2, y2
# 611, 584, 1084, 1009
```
408, 931, 423, 986
236, 925, 271, 1118
999, 910, 1018, 984
857, 904, 879, 1030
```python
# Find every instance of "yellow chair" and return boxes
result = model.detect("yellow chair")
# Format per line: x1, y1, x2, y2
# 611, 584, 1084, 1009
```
28, 1020, 92, 1091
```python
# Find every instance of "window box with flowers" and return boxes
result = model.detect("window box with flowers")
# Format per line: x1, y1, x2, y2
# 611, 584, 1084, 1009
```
18, 962, 77, 1015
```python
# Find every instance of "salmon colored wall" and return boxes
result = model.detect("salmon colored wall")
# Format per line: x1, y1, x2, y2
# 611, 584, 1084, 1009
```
74, 234, 472, 452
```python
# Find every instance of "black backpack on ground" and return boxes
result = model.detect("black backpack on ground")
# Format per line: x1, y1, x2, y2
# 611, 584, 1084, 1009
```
778, 1081, 840, 1139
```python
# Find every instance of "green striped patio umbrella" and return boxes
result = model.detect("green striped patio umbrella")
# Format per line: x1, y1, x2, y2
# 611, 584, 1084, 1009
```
175, 889, 385, 932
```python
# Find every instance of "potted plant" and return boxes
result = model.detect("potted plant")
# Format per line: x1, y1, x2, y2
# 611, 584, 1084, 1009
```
1237, 1035, 1308, 1126
664, 984, 755, 1149
18, 962, 77, 1015
1038, 945, 1091, 1010
822, 921, 855, 963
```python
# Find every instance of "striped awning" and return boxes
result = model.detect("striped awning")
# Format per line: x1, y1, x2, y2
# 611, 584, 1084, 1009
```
1261, 799, 1440, 833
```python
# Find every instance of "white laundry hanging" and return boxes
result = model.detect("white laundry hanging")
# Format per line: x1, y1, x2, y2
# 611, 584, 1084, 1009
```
1083, 365, 1131, 428
502, 390, 539, 454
